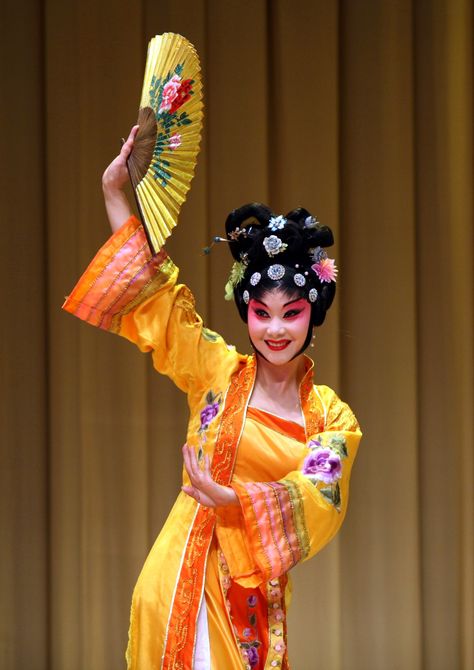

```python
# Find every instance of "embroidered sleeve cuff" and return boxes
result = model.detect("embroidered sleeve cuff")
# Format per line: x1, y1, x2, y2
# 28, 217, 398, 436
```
231, 479, 310, 582
62, 215, 176, 333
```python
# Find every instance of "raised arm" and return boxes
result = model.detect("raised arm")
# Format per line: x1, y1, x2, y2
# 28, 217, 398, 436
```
101, 125, 138, 233
63, 127, 241, 395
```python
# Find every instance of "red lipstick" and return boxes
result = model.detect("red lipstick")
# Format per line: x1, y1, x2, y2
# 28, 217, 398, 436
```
265, 340, 291, 351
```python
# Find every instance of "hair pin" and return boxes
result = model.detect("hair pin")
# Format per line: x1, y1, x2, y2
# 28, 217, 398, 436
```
203, 236, 230, 255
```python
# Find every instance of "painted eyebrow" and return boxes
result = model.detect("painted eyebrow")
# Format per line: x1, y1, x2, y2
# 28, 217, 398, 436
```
251, 297, 304, 308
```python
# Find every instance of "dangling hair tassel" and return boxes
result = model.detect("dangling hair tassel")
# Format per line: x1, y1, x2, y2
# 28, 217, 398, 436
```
202, 236, 230, 255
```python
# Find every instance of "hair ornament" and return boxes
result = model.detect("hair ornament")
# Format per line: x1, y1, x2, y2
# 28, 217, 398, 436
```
263, 235, 288, 257
294, 273, 306, 287
250, 272, 261, 286
310, 246, 327, 263
243, 290, 250, 304
308, 288, 318, 302
224, 261, 247, 301
203, 236, 230, 255
228, 226, 248, 241
267, 264, 285, 280
312, 257, 338, 283
304, 215, 319, 229
268, 215, 287, 231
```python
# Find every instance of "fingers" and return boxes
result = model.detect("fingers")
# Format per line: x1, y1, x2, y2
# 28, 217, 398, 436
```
120, 124, 140, 160
182, 444, 199, 484
182, 485, 200, 503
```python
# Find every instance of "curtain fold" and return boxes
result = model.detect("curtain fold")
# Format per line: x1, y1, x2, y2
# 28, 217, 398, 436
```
1, 1, 472, 668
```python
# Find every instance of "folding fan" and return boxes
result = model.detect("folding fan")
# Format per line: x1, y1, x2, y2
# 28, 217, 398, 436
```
127, 33, 204, 253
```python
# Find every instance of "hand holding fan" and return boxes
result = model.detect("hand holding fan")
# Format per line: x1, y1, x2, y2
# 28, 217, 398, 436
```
127, 33, 204, 253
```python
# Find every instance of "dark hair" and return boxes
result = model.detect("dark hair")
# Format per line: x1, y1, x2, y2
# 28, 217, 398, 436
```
225, 203, 336, 327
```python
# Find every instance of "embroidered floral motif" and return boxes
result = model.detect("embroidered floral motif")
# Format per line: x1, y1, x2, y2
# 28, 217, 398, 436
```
201, 327, 222, 343
218, 550, 266, 670
302, 433, 348, 511
197, 389, 223, 461
266, 577, 287, 669
175, 286, 200, 326
240, 594, 261, 669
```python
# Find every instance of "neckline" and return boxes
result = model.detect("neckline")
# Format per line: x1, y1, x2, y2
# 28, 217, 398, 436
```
247, 404, 305, 428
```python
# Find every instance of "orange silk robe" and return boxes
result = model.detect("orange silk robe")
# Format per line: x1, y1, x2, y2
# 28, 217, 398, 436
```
63, 216, 362, 670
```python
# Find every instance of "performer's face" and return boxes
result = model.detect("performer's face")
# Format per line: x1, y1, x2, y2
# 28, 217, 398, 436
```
247, 290, 311, 365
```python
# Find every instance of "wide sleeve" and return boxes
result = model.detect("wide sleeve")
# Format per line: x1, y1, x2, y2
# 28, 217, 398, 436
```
63, 215, 237, 393
227, 388, 361, 585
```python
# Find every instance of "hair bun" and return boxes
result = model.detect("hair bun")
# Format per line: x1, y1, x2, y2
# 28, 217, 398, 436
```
225, 203, 274, 261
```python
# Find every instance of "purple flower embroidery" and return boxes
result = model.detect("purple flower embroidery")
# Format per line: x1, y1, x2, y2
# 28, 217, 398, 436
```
303, 447, 342, 484
247, 594, 258, 607
200, 402, 220, 430
247, 646, 259, 667
243, 627, 252, 638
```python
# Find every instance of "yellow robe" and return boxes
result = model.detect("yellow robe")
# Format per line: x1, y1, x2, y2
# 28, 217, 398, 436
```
63, 216, 362, 670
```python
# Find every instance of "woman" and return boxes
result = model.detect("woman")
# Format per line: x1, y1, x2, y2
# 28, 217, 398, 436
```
63, 127, 361, 670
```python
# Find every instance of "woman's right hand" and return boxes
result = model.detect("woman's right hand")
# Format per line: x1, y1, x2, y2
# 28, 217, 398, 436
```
102, 124, 139, 193
102, 125, 139, 233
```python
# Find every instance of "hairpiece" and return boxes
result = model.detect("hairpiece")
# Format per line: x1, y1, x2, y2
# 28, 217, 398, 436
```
268, 215, 287, 231
250, 272, 261, 286
263, 235, 288, 257
243, 290, 250, 304
267, 264, 285, 280
308, 288, 318, 302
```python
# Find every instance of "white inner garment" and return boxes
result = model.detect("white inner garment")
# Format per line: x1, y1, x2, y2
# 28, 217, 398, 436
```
194, 595, 211, 669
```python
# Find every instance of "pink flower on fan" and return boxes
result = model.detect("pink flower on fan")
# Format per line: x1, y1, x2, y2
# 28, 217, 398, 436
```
159, 75, 182, 113
169, 133, 182, 150
311, 257, 338, 283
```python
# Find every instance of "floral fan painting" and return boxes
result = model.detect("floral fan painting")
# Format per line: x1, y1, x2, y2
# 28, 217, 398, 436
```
127, 33, 204, 253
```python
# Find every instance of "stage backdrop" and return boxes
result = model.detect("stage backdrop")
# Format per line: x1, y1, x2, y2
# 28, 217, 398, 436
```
1, 1, 472, 669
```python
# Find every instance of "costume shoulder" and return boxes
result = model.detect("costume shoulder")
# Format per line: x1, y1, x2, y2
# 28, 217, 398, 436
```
314, 384, 361, 433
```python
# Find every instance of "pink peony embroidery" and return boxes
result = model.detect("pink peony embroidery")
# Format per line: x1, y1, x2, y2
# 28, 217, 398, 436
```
312, 257, 338, 283
169, 132, 182, 150
302, 447, 342, 484
159, 75, 182, 113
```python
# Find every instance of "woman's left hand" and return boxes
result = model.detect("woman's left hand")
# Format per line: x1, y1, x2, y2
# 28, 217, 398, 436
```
181, 444, 238, 508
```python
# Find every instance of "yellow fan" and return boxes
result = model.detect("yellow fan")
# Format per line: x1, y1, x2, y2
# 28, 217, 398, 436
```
127, 33, 204, 253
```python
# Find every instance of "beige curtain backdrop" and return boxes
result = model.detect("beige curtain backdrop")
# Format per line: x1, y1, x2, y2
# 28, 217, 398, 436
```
1, 1, 472, 669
